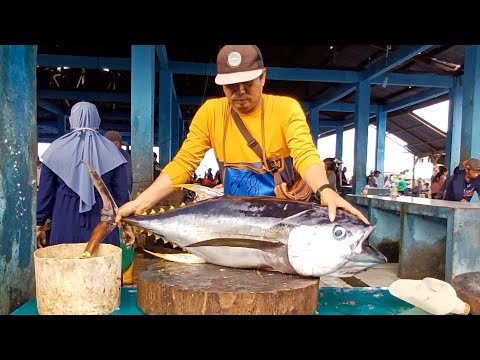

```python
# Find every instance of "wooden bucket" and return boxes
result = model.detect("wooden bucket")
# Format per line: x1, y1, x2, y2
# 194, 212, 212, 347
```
34, 243, 122, 315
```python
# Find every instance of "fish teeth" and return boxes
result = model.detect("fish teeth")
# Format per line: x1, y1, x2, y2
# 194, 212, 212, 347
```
180, 202, 186, 207
159, 208, 165, 213
142, 211, 147, 215
149, 209, 156, 214
162, 238, 168, 244
169, 205, 174, 210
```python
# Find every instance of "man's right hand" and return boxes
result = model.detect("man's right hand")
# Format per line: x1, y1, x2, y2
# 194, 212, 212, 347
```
115, 200, 143, 226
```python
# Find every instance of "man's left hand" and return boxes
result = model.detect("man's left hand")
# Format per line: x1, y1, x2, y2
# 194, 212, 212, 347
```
122, 225, 136, 248
320, 188, 370, 225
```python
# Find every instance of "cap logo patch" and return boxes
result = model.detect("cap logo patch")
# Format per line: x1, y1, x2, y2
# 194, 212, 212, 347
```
227, 51, 242, 68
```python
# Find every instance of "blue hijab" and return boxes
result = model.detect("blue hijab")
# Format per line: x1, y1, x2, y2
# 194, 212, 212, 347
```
42, 102, 127, 213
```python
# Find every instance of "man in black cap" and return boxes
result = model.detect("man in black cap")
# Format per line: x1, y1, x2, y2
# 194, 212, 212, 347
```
443, 158, 480, 202
104, 130, 133, 194
114, 45, 368, 225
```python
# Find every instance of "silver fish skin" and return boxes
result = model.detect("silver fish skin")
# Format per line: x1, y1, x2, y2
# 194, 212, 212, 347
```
123, 195, 386, 277
84, 163, 386, 277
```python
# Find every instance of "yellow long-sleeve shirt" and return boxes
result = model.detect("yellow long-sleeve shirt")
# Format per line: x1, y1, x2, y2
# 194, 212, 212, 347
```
163, 94, 322, 188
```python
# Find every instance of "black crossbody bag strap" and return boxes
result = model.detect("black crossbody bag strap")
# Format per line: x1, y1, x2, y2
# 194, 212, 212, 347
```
230, 108, 283, 185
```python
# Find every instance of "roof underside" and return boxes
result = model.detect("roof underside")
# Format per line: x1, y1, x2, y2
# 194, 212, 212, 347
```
36, 44, 465, 157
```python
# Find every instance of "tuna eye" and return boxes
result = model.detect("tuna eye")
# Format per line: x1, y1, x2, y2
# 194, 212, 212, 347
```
333, 226, 347, 240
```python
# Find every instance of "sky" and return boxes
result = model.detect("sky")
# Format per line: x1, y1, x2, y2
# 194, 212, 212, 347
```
38, 100, 450, 181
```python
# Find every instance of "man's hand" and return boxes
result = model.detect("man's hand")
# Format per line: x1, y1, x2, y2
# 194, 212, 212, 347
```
36, 225, 47, 248
115, 200, 143, 226
320, 188, 370, 225
122, 225, 136, 248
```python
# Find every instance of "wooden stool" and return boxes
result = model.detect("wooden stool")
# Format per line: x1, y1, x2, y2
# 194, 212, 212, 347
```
137, 261, 319, 315
451, 272, 480, 315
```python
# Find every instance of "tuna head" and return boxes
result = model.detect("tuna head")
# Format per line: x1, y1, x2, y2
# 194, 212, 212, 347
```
287, 213, 386, 277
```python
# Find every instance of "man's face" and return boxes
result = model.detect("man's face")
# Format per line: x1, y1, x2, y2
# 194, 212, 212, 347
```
467, 167, 480, 179
222, 69, 266, 114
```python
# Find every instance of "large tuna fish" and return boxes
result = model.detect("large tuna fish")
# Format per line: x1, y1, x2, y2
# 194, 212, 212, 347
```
83, 163, 386, 278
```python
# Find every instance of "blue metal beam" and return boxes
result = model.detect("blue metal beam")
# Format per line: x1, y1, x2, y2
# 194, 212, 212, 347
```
260, 67, 360, 83
371, 73, 453, 88
38, 89, 132, 103
37, 98, 66, 115
310, 45, 434, 108
38, 55, 452, 88
319, 102, 377, 113
37, 55, 131, 71
383, 88, 449, 113
168, 61, 216, 76
318, 120, 342, 127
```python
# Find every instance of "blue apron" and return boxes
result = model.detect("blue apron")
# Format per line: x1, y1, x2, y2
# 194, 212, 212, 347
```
223, 167, 275, 196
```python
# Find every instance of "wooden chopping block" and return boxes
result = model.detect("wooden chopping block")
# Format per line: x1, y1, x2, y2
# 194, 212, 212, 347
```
450, 272, 480, 315
137, 261, 319, 315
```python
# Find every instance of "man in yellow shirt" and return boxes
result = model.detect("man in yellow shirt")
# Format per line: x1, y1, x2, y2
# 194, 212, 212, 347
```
115, 45, 368, 225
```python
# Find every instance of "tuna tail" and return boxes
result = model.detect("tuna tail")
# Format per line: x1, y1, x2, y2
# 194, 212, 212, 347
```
81, 162, 119, 258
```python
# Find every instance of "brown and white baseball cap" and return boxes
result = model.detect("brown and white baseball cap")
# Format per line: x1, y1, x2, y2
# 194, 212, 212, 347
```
215, 45, 264, 85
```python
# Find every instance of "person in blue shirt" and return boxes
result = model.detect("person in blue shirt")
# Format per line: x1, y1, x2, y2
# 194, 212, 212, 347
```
443, 158, 480, 202
36, 102, 135, 248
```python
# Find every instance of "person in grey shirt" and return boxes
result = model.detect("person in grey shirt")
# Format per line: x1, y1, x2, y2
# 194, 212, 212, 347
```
368, 170, 381, 187
104, 130, 133, 194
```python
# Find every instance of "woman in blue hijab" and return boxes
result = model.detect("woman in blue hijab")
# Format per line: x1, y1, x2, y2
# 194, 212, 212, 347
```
36, 102, 135, 248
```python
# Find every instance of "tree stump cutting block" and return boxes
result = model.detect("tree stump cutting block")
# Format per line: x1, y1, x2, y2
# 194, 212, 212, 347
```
451, 272, 480, 315
137, 261, 319, 315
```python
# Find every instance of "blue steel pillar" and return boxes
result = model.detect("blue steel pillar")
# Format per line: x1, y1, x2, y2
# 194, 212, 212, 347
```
445, 76, 462, 173
461, 45, 480, 160
131, 45, 155, 195
158, 70, 172, 167
375, 106, 386, 187
352, 81, 371, 194
171, 92, 180, 155
0, 45, 37, 314
177, 106, 184, 150
335, 124, 343, 160
308, 107, 320, 147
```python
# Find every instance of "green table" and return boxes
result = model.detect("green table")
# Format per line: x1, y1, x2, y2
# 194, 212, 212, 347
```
11, 286, 427, 315
316, 287, 429, 315
11, 287, 145, 315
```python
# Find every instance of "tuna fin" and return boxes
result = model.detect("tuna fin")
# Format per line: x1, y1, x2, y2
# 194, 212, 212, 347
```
142, 248, 206, 264
172, 184, 224, 200
186, 238, 283, 250
82, 162, 119, 258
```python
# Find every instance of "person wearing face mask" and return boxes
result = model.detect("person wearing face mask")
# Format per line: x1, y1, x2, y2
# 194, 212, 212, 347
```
114, 45, 368, 226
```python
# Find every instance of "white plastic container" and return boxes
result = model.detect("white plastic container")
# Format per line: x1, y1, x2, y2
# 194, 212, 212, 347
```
34, 243, 122, 315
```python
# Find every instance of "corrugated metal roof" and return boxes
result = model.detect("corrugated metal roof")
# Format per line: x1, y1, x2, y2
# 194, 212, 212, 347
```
36, 44, 464, 154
